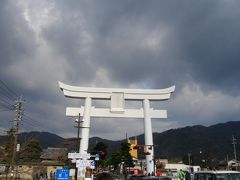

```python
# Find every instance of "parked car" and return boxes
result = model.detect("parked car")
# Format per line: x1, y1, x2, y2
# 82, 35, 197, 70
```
194, 171, 240, 180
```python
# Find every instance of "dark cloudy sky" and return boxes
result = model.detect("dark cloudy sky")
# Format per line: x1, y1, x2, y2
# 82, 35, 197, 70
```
0, 0, 240, 140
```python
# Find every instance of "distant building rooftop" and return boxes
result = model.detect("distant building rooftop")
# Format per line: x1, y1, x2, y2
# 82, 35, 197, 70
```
40, 147, 67, 162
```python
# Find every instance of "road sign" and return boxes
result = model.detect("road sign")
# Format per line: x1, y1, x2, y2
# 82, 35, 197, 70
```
56, 169, 70, 180
68, 152, 90, 159
76, 160, 95, 169
90, 160, 95, 169
16, 144, 20, 152
95, 153, 99, 161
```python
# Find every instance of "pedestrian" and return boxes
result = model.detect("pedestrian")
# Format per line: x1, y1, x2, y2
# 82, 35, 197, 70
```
50, 171, 53, 180
85, 166, 92, 180
36, 172, 40, 180
35, 173, 39, 180
185, 171, 191, 180
156, 170, 162, 177
178, 169, 185, 180
43, 173, 47, 180
40, 172, 43, 180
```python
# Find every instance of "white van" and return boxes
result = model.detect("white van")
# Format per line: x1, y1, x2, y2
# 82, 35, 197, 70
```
194, 171, 240, 180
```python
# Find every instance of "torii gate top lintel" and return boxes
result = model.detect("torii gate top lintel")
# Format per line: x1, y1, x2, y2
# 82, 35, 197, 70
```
58, 81, 175, 100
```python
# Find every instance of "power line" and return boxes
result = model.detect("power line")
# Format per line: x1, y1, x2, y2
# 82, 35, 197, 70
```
0, 79, 20, 99
22, 113, 57, 132
0, 101, 14, 111
0, 132, 7, 135
21, 120, 44, 131
23, 114, 49, 129
0, 85, 17, 101
0, 79, 19, 112
0, 109, 13, 112
0, 97, 14, 107
0, 89, 15, 101
0, 88, 16, 102
21, 117, 45, 130
0, 103, 12, 110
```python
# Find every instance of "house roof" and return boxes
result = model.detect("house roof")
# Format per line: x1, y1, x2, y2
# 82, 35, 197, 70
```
40, 147, 67, 160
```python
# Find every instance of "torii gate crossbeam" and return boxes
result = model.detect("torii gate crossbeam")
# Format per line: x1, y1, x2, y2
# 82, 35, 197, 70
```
58, 81, 175, 175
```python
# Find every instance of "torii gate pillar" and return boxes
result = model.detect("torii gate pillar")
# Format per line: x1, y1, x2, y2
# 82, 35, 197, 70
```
80, 97, 91, 153
59, 81, 175, 175
143, 99, 154, 173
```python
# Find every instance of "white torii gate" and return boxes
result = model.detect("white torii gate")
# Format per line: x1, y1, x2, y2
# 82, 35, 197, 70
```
58, 81, 175, 174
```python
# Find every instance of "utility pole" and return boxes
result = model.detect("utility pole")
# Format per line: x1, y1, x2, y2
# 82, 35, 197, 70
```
232, 135, 237, 161
232, 135, 239, 171
74, 113, 81, 180
188, 153, 191, 165
226, 154, 229, 170
74, 113, 81, 151
11, 96, 24, 179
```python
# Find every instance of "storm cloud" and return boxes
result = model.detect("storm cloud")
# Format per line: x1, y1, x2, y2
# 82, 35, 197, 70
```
0, 0, 240, 140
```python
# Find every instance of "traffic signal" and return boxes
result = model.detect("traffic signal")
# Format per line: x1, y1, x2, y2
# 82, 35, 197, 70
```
99, 150, 107, 158
133, 146, 138, 149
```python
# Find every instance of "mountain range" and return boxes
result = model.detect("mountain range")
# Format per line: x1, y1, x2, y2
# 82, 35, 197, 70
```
0, 121, 239, 161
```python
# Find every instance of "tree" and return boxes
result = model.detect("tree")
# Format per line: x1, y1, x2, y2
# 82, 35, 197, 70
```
94, 142, 108, 159
120, 142, 134, 179
4, 128, 15, 164
93, 142, 109, 169
110, 151, 122, 172
0, 146, 5, 162
3, 128, 16, 178
109, 142, 134, 175
19, 138, 42, 162
156, 160, 166, 170
120, 142, 134, 168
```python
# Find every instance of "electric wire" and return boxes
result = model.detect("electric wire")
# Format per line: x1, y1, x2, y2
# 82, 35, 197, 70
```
22, 119, 43, 130
0, 88, 16, 102
23, 121, 48, 132
22, 113, 56, 132
0, 100, 14, 110
0, 80, 20, 141
0, 80, 57, 136
0, 96, 14, 106
0, 80, 18, 114
0, 103, 11, 110
0, 79, 20, 99
23, 114, 46, 127
21, 119, 43, 130
0, 109, 13, 112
